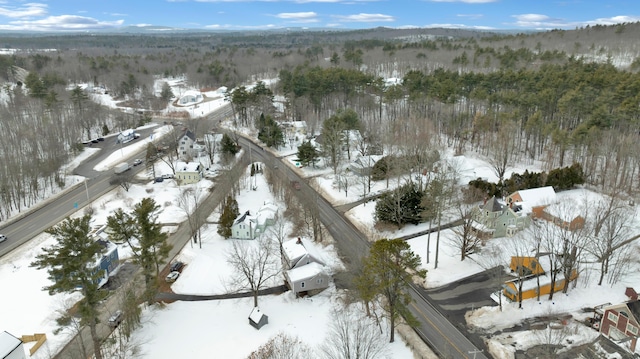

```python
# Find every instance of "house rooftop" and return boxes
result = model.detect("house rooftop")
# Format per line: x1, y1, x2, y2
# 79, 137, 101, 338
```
513, 186, 556, 207
286, 262, 326, 282
176, 161, 201, 172
0, 331, 22, 356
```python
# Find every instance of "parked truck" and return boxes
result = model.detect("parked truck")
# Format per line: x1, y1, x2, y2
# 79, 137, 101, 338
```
114, 162, 130, 174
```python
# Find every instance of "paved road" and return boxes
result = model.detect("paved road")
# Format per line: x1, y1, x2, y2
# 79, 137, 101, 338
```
54, 148, 250, 359
0, 126, 157, 257
237, 136, 489, 359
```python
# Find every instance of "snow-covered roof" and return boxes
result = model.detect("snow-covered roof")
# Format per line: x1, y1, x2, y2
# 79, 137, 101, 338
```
513, 186, 556, 207
0, 331, 21, 356
282, 238, 308, 264
249, 307, 266, 323
258, 202, 278, 216
353, 155, 383, 167
286, 262, 326, 282
182, 90, 201, 97
176, 161, 202, 172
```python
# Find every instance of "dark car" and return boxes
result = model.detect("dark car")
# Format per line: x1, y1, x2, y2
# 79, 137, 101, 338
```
154, 177, 164, 183
170, 261, 184, 272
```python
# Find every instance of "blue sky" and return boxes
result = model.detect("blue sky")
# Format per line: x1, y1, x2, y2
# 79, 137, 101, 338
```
0, 0, 637, 32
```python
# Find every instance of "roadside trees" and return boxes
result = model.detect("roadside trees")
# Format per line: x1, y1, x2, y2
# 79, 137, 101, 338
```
359, 238, 426, 343
296, 140, 320, 168
320, 307, 389, 359
31, 215, 106, 359
107, 198, 172, 304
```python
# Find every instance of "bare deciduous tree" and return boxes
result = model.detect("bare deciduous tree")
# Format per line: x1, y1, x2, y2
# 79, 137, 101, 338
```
226, 237, 281, 307
320, 307, 389, 359
246, 332, 313, 359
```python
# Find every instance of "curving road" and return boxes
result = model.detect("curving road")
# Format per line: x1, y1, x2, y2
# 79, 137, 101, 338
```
0, 126, 157, 257
237, 136, 489, 359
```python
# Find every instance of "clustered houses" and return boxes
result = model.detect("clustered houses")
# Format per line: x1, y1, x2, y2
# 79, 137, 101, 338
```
231, 202, 278, 240
471, 186, 585, 238
281, 237, 329, 297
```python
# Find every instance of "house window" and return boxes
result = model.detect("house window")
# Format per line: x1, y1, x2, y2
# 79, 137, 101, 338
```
608, 312, 618, 322
181, 141, 185, 144
628, 324, 638, 335
301, 282, 305, 288
317, 278, 323, 284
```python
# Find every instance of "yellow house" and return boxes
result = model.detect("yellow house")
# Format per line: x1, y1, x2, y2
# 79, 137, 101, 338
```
503, 269, 578, 302
175, 161, 203, 184
504, 255, 578, 302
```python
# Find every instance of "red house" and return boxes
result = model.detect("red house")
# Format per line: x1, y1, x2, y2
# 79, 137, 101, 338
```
599, 300, 640, 352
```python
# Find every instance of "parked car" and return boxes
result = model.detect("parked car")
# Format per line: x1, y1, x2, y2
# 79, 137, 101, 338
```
166, 271, 180, 283
162, 173, 174, 179
133, 158, 143, 166
154, 177, 164, 183
0, 234, 6, 243
108, 310, 123, 328
170, 261, 184, 272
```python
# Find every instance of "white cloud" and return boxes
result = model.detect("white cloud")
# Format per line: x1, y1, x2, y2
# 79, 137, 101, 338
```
510, 13, 640, 29
0, 15, 124, 31
334, 13, 395, 23
275, 11, 317, 20
205, 23, 280, 30
423, 22, 495, 30
0, 2, 47, 18
456, 13, 483, 19
585, 15, 640, 26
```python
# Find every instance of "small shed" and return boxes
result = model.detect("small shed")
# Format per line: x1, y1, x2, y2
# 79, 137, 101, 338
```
248, 307, 268, 330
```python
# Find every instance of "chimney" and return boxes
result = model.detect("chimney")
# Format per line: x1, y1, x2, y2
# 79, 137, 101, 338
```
296, 237, 302, 245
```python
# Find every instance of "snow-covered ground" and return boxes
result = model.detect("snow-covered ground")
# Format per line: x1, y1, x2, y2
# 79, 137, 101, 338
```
3, 75, 640, 358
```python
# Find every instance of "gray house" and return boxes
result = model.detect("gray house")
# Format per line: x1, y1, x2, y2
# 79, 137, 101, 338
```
281, 237, 329, 296
248, 307, 268, 330
471, 196, 530, 238
285, 262, 330, 297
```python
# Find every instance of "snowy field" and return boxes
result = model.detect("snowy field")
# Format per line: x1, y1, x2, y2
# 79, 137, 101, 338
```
2, 76, 640, 358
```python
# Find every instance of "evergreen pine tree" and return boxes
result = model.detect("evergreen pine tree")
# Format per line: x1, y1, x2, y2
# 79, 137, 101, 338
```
132, 198, 172, 303
31, 215, 106, 359
359, 238, 426, 343
218, 195, 239, 239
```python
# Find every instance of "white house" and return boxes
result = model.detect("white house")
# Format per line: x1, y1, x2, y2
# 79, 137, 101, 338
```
0, 331, 26, 359
178, 130, 197, 159
179, 90, 203, 105
232, 211, 259, 240
231, 203, 279, 240
175, 161, 203, 184
116, 129, 139, 144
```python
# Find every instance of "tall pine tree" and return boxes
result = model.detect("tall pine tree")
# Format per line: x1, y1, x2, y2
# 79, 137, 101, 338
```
31, 215, 106, 359
133, 198, 172, 303
218, 195, 239, 239
359, 238, 426, 343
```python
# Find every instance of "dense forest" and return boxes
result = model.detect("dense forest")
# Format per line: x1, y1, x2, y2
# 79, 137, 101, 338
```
1, 23, 640, 220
